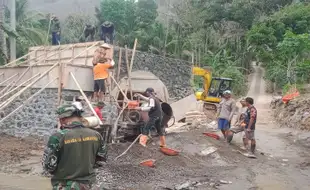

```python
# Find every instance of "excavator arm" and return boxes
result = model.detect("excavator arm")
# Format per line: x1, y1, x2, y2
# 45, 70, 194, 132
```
192, 67, 212, 98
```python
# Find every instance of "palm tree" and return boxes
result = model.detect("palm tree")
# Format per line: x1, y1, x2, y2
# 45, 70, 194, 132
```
3, 0, 48, 58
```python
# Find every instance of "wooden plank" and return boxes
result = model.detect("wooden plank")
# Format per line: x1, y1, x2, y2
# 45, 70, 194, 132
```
116, 48, 122, 82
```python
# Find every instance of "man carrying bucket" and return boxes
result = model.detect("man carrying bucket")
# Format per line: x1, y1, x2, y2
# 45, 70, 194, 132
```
134, 88, 166, 148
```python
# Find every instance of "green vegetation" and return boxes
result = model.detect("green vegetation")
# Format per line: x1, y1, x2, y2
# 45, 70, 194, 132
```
247, 3, 310, 91
1, 0, 310, 94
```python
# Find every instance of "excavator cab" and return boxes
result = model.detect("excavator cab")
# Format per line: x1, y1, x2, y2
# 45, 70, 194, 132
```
192, 66, 233, 110
208, 77, 233, 98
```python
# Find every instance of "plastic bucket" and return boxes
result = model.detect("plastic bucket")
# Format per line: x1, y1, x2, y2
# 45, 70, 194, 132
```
161, 102, 173, 128
140, 159, 156, 167
160, 147, 179, 156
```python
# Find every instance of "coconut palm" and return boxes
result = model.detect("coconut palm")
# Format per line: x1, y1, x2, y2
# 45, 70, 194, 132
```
3, 0, 48, 58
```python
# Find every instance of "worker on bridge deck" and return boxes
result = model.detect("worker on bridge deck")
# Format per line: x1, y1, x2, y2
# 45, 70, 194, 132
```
50, 15, 61, 45
134, 88, 166, 148
100, 21, 115, 44
42, 104, 107, 190
83, 24, 96, 42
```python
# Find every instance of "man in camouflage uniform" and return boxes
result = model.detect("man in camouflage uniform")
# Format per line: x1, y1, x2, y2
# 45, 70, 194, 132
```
42, 105, 107, 190
92, 43, 113, 66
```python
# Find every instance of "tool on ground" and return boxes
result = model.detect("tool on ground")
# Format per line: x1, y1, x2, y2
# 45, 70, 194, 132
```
237, 150, 257, 159
192, 66, 233, 111
202, 132, 220, 140
160, 147, 180, 156
140, 159, 156, 168
114, 134, 142, 160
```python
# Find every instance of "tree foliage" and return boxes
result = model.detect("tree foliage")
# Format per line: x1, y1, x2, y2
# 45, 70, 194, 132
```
1, 0, 310, 94
247, 3, 310, 90
4, 0, 48, 58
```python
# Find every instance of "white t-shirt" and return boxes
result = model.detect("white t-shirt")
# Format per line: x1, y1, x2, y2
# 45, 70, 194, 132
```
72, 102, 83, 111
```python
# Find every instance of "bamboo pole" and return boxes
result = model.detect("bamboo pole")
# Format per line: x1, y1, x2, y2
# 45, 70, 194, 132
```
0, 63, 59, 111
3, 45, 70, 68
114, 134, 142, 160
57, 63, 63, 105
28, 45, 71, 66
70, 72, 103, 125
5, 66, 31, 93
0, 73, 41, 100
0, 76, 19, 95
0, 78, 58, 125
0, 73, 19, 86
116, 48, 122, 82
0, 42, 100, 111
128, 39, 137, 100
110, 75, 129, 102
111, 103, 128, 143
125, 47, 131, 101
57, 45, 63, 105
3, 50, 36, 67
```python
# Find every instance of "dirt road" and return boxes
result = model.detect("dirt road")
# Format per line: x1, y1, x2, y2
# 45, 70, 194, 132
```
1, 65, 310, 190
219, 65, 310, 190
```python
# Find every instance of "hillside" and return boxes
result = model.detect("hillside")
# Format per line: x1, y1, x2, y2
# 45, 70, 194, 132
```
28, 0, 100, 20
28, 0, 176, 23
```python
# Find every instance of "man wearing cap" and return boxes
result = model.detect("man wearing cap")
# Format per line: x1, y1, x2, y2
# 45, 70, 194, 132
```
216, 90, 236, 140
134, 88, 166, 147
42, 105, 107, 190
92, 43, 113, 66
72, 96, 85, 111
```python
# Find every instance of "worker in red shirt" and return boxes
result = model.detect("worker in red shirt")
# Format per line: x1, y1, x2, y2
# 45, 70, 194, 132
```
94, 102, 105, 121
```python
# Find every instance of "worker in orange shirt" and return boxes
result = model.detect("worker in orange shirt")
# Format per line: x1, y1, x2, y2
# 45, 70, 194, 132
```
92, 43, 113, 66
93, 59, 115, 102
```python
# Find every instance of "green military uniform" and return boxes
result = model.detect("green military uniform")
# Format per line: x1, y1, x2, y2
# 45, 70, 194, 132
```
42, 105, 107, 190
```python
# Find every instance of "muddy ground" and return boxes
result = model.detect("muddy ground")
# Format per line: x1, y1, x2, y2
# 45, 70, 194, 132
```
0, 65, 310, 190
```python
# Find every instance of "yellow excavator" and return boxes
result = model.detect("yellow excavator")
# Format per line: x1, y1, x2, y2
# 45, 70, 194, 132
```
192, 66, 233, 111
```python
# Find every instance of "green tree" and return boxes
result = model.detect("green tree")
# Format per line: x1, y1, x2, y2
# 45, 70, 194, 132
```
4, 0, 48, 58
247, 3, 310, 90
61, 14, 94, 44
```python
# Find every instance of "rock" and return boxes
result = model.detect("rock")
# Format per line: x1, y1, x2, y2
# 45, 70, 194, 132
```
219, 180, 232, 184
174, 182, 191, 190
200, 147, 217, 156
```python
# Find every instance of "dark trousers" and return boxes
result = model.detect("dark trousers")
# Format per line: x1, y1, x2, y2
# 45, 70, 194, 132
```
101, 33, 113, 44
141, 116, 164, 136
52, 32, 60, 45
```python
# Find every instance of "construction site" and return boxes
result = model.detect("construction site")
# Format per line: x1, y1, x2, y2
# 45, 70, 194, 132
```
0, 39, 309, 190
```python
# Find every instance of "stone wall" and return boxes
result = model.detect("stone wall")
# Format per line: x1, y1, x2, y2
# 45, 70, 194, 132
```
0, 88, 118, 137
114, 48, 193, 100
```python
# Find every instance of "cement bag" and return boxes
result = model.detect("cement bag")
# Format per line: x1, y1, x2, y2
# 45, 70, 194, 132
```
82, 116, 100, 127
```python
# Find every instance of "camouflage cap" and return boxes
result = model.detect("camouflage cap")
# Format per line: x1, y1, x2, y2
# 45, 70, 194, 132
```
56, 104, 82, 119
